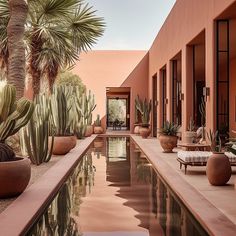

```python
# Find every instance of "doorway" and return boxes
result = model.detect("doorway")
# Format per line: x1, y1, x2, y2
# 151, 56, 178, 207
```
106, 87, 130, 130
152, 74, 158, 137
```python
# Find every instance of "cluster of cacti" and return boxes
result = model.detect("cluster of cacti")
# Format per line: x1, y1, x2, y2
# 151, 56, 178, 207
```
50, 85, 73, 136
135, 95, 152, 125
23, 94, 54, 165
0, 84, 34, 161
94, 114, 101, 126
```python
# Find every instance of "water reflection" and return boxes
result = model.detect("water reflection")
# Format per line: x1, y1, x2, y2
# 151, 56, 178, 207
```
27, 137, 209, 236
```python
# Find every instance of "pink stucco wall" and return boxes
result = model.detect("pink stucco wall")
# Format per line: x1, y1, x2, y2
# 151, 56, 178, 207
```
148, 0, 236, 133
72, 50, 148, 130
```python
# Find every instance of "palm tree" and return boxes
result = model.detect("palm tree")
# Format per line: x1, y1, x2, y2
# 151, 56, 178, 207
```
0, 0, 105, 97
7, 0, 28, 99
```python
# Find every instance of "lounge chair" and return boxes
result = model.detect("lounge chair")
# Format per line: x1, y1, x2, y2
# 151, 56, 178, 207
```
177, 151, 236, 174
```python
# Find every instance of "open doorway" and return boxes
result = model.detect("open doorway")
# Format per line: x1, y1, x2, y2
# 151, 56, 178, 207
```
106, 87, 130, 130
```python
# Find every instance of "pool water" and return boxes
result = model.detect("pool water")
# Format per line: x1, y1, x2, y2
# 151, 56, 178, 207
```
27, 137, 209, 236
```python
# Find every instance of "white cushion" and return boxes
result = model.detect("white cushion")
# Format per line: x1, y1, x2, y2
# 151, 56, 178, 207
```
178, 151, 236, 163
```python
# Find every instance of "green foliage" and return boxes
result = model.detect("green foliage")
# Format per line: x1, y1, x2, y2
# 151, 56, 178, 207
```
158, 121, 180, 136
108, 99, 126, 123
23, 94, 54, 165
135, 95, 151, 125
94, 114, 101, 126
0, 84, 34, 142
207, 129, 222, 152
57, 71, 86, 94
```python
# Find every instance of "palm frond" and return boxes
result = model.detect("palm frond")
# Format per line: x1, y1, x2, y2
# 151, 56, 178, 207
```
0, 0, 9, 19
68, 3, 105, 51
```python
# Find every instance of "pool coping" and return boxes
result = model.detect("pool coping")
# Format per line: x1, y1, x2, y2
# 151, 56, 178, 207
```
130, 135, 236, 236
0, 135, 97, 236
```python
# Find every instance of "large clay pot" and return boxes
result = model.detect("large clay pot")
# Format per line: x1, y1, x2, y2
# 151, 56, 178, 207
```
206, 152, 231, 186
85, 125, 93, 137
159, 135, 178, 153
50, 136, 77, 155
0, 157, 31, 198
94, 126, 103, 134
139, 127, 151, 139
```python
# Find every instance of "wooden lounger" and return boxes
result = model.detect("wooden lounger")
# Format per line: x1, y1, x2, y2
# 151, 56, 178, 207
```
177, 151, 236, 174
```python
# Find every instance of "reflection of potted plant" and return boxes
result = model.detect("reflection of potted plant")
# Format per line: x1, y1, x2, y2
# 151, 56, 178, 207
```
184, 117, 197, 143
0, 84, 34, 198
136, 97, 152, 138
93, 114, 103, 134
206, 130, 231, 186
158, 121, 180, 153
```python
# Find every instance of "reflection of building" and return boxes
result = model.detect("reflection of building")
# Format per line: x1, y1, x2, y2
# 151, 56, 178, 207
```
74, 0, 236, 136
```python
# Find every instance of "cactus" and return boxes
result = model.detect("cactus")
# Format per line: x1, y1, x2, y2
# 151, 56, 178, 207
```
23, 94, 54, 165
187, 116, 195, 131
50, 85, 73, 136
135, 96, 151, 126
0, 84, 34, 162
94, 114, 101, 126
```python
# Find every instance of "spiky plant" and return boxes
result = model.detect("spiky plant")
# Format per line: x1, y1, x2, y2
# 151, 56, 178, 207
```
158, 121, 180, 136
135, 96, 151, 126
0, 84, 34, 161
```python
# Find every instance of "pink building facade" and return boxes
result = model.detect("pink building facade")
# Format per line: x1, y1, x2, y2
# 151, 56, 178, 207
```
75, 0, 236, 137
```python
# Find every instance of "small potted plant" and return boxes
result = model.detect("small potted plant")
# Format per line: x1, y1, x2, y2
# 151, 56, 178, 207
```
184, 117, 197, 143
0, 84, 34, 198
158, 121, 180, 153
206, 130, 231, 186
135, 97, 152, 138
93, 114, 103, 134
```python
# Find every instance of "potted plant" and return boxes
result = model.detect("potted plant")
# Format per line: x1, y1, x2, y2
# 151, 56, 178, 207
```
93, 114, 103, 134
23, 94, 54, 165
158, 121, 180, 153
184, 117, 197, 143
0, 84, 34, 198
134, 95, 142, 134
206, 130, 231, 186
50, 85, 77, 155
135, 97, 152, 138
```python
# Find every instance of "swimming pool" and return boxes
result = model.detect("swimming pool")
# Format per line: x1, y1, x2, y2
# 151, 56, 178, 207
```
26, 137, 209, 236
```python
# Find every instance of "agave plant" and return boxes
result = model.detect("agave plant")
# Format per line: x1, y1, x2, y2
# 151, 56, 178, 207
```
158, 121, 180, 136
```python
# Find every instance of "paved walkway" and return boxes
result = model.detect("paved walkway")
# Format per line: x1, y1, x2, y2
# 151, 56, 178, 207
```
131, 135, 236, 236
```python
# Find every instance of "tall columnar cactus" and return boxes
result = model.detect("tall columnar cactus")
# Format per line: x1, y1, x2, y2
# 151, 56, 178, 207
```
0, 84, 34, 161
50, 85, 72, 136
23, 94, 54, 165
85, 90, 96, 125
94, 114, 101, 126
135, 96, 152, 125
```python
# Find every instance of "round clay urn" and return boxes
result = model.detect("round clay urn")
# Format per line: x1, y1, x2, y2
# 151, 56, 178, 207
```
50, 136, 77, 155
0, 157, 31, 198
94, 126, 103, 134
139, 127, 151, 139
134, 125, 141, 135
159, 135, 178, 153
206, 152, 231, 186
85, 125, 93, 137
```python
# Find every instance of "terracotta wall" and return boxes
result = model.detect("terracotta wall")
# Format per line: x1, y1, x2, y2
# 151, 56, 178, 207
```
72, 50, 148, 130
148, 0, 236, 133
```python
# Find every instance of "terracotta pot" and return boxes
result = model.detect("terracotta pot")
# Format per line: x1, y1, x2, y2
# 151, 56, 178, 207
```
94, 126, 103, 134
134, 125, 141, 135
50, 136, 77, 155
206, 152, 231, 186
139, 127, 151, 139
0, 157, 31, 198
184, 131, 197, 144
159, 135, 178, 153
84, 125, 93, 137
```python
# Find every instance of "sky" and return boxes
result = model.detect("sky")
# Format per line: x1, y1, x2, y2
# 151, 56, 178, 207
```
87, 0, 176, 50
